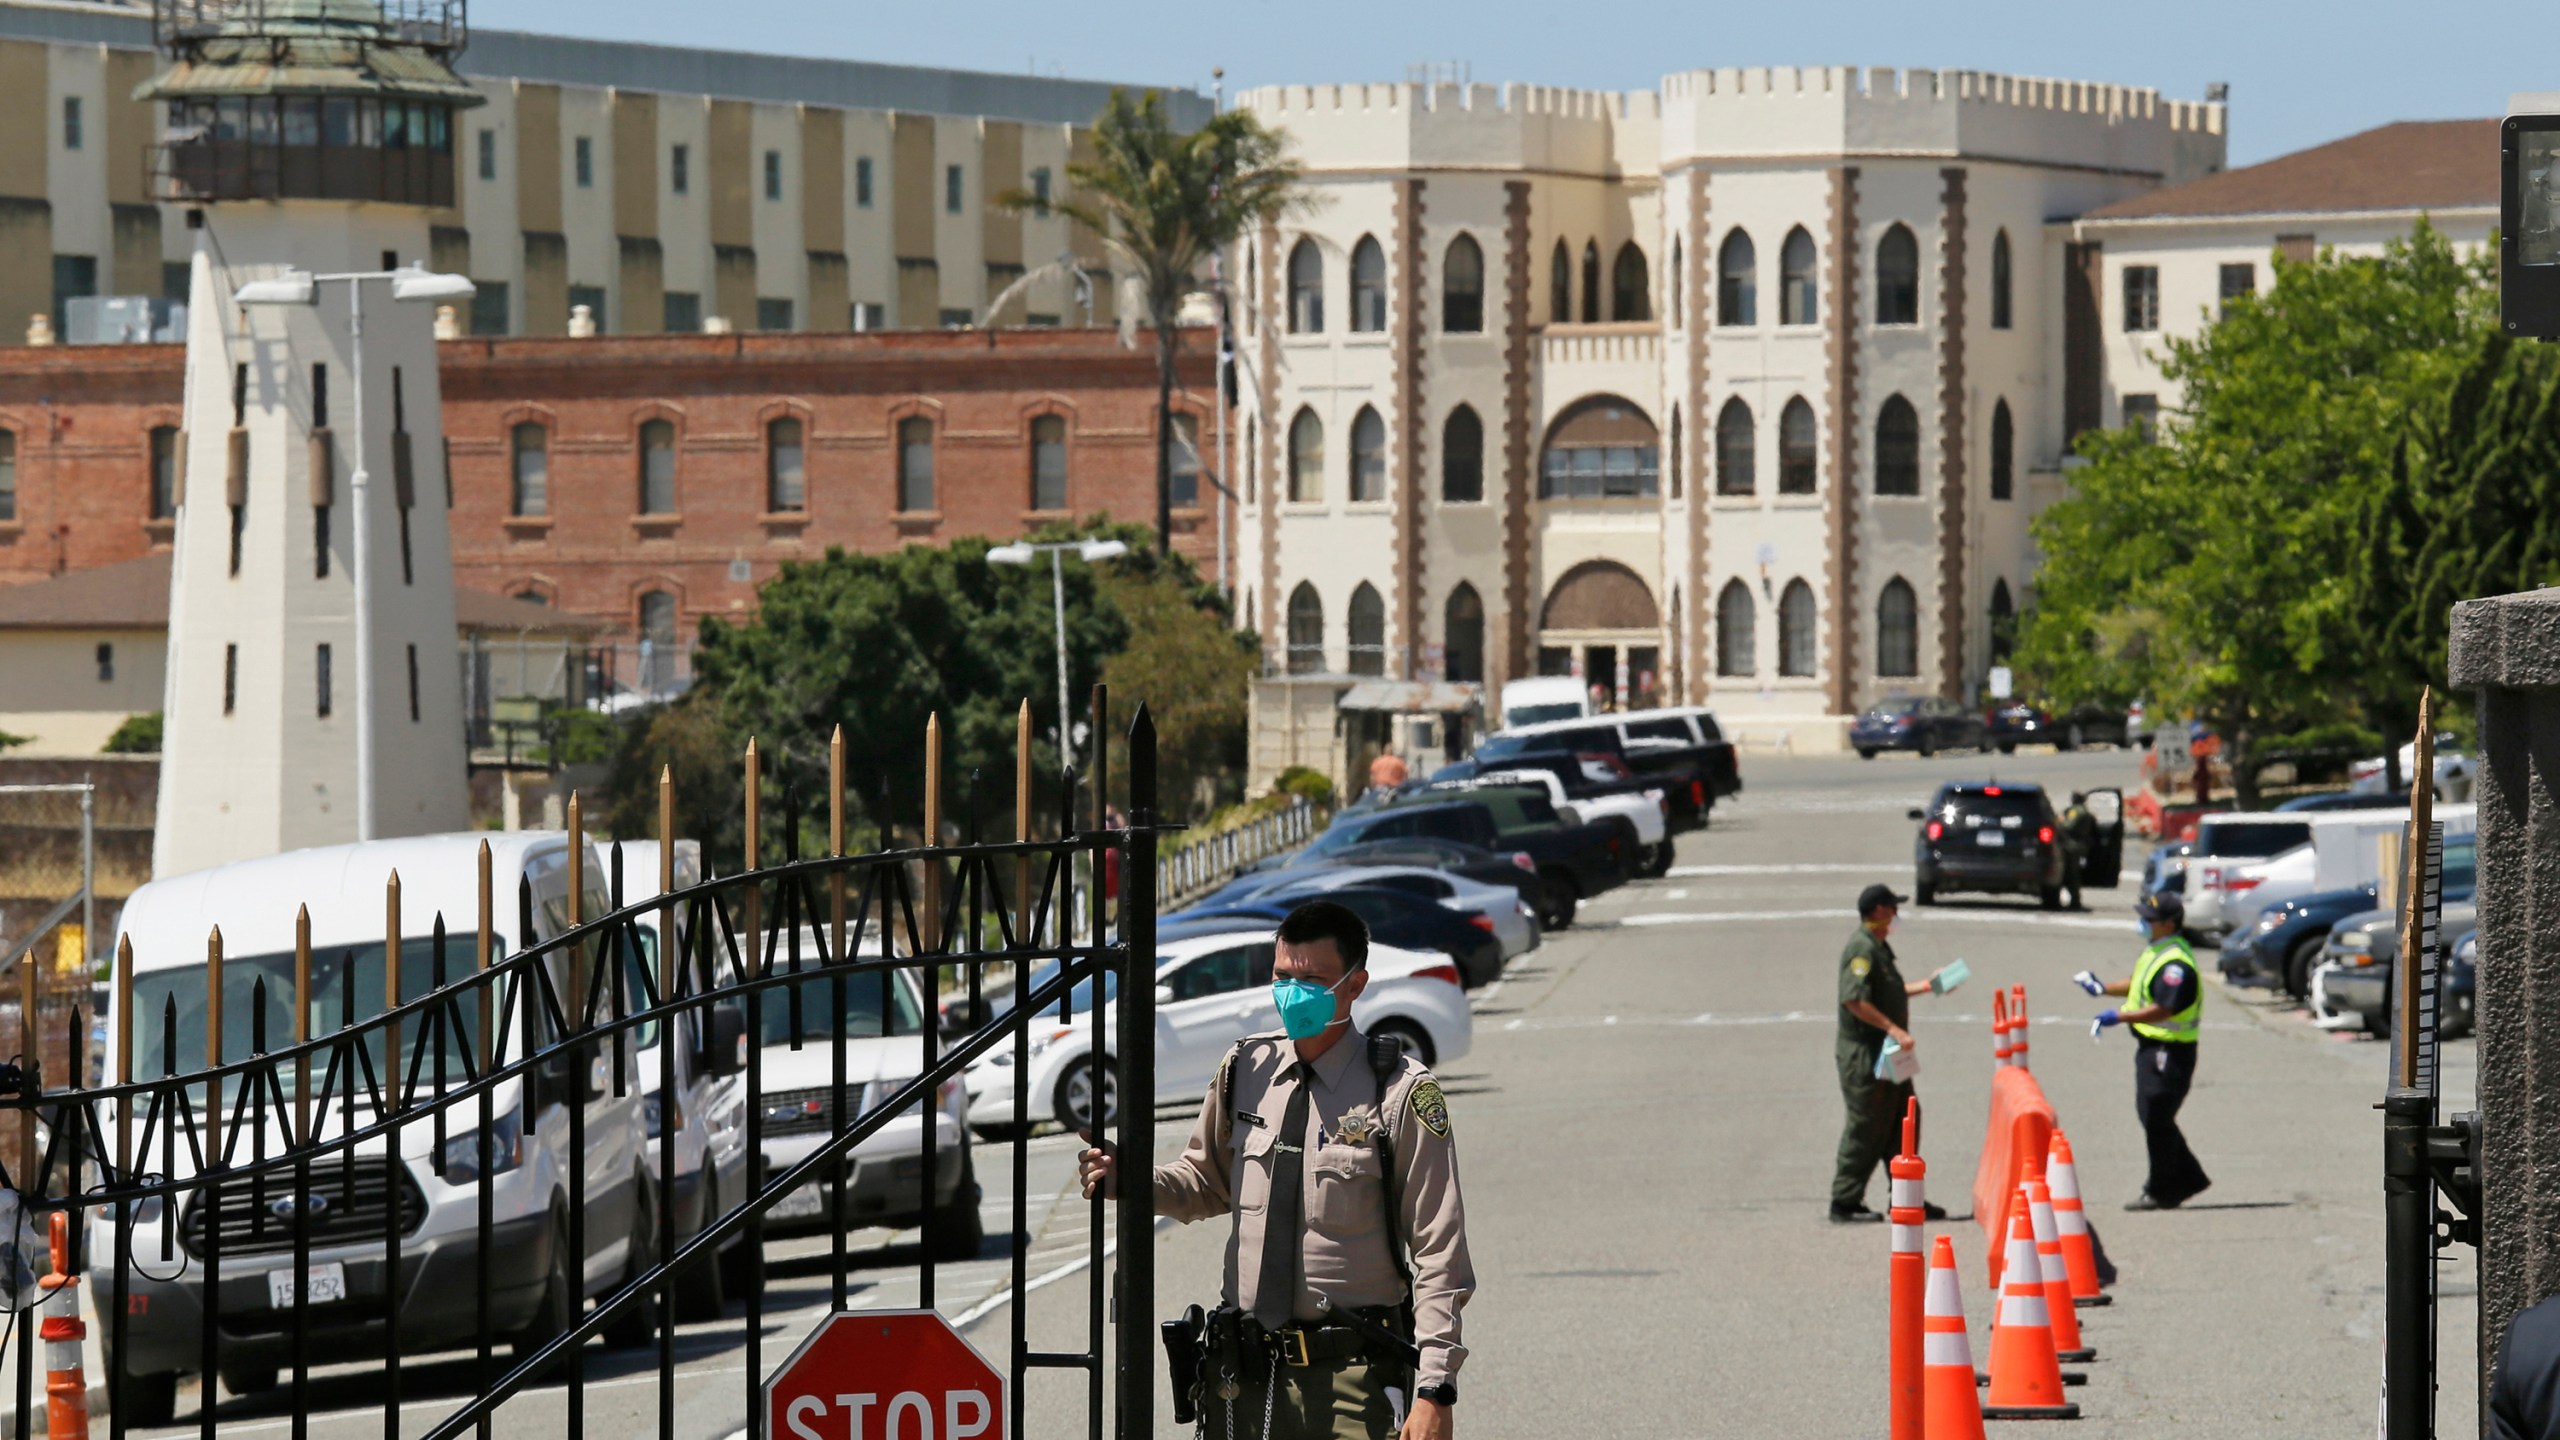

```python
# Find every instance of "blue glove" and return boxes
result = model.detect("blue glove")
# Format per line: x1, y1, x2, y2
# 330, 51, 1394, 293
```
2090, 1008, 2122, 1039
2071, 969, 2104, 996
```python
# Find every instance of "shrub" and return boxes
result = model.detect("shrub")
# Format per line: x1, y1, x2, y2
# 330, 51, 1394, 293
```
1273, 765, 1334, 808
101, 712, 161, 754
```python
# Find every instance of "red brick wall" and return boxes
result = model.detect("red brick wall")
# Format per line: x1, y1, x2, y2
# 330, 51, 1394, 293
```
0, 327, 1226, 648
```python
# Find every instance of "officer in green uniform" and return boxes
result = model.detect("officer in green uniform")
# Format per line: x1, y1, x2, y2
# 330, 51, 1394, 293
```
2075, 890, 2210, 1209
1833, 883, 1956, 1223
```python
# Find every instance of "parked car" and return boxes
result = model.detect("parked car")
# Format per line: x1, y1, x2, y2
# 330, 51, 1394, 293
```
2218, 882, 2378, 998
962, 931, 1473, 1132
2275, 791, 2413, 813
1498, 676, 1591, 731
2142, 838, 2195, 896
1479, 708, 1740, 824
1260, 836, 1547, 913
1854, 696, 1988, 759
2350, 738, 2477, 801
2182, 814, 2317, 938
2312, 836, 2479, 1034
1909, 782, 2071, 908
1165, 883, 1507, 988
1983, 703, 2053, 753
2054, 702, 2134, 750
2446, 928, 2478, 1038
1178, 863, 1539, 962
1411, 764, 1672, 877
1301, 792, 1630, 929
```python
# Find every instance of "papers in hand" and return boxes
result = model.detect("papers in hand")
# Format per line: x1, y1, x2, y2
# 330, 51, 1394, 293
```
1874, 1038, 1920, 1083
1931, 958, 1970, 995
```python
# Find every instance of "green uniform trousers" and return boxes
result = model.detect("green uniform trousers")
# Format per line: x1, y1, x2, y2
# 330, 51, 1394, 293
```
1198, 1353, 1408, 1440
1833, 1046, 1917, 1207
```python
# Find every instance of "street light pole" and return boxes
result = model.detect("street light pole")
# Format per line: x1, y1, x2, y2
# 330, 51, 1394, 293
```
1052, 547, 1073, 772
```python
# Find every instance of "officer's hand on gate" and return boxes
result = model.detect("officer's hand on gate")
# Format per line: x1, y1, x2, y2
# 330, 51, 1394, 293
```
2072, 969, 2105, 997
1077, 1130, 1120, 1200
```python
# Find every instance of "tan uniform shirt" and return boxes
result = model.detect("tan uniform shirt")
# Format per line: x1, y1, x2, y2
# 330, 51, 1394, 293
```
1152, 1028, 1474, 1388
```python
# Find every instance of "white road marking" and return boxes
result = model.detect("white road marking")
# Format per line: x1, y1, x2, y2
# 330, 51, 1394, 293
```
1666, 863, 1906, 877
1612, 908, 2126, 932
950, 1216, 1175, 1330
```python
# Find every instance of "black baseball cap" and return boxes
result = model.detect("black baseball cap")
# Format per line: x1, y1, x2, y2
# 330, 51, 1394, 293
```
1857, 883, 1908, 917
2135, 890, 2185, 925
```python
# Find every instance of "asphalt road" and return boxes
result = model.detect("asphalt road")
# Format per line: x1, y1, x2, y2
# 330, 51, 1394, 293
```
92, 744, 2479, 1437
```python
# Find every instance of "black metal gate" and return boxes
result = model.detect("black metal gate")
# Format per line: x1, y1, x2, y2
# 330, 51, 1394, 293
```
0, 695, 1165, 1440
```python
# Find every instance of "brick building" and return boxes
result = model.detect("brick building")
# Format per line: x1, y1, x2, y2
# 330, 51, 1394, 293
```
0, 325, 1224, 680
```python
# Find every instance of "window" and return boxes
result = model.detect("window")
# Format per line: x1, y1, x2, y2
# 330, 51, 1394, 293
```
222, 643, 237, 715
1550, 241, 1571, 324
478, 128, 495, 181
1989, 578, 2015, 663
1990, 229, 2013, 330
1873, 396, 1920, 496
1288, 408, 1323, 502
767, 417, 807, 512
509, 422, 547, 516
897, 416, 933, 512
1779, 580, 1815, 677
2277, 234, 2316, 265
1877, 577, 1919, 677
850, 301, 885, 331
2219, 262, 2256, 313
1243, 418, 1255, 503
62, 96, 80, 150
568, 284, 606, 332
316, 642, 333, 717
1030, 167, 1052, 210
1286, 583, 1324, 674
2122, 265, 2159, 331
856, 157, 874, 207
1443, 234, 1483, 333
1668, 406, 1682, 498
1347, 583, 1386, 677
1444, 584, 1484, 683
1611, 242, 1650, 322
1441, 406, 1483, 502
1778, 398, 1817, 494
0, 429, 14, 521
574, 136, 592, 188
149, 426, 179, 519
1031, 415, 1067, 510
52, 254, 95, 339
1876, 223, 1919, 325
663, 291, 701, 333
639, 591, 679, 693
1716, 579, 1755, 677
1349, 406, 1386, 503
639, 418, 677, 514
1169, 414, 1201, 508
756, 297, 794, 332
470, 279, 509, 336
765, 149, 783, 202
944, 163, 962, 213
1349, 236, 1386, 333
1539, 397, 1660, 500
1579, 241, 1600, 323
669, 143, 689, 195
938, 308, 974, 328
1779, 227, 1818, 325
1669, 239, 1682, 325
95, 642, 112, 682
2122, 394, 2160, 441
1715, 399, 1755, 496
407, 643, 420, 722
1989, 400, 2014, 502
1288, 240, 1323, 334
1718, 229, 1756, 326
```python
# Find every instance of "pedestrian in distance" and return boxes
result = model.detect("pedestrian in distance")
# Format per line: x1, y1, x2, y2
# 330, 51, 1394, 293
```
2075, 890, 2212, 1210
1833, 883, 1959, 1224
1078, 899, 1474, 1440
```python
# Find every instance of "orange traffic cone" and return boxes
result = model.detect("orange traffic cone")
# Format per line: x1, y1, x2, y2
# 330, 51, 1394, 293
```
2024, 1180, 2092, 1361
2008, 983, 2031, 1071
1890, 1100, 1927, 1440
1993, 988, 2014, 1067
1924, 1236, 1987, 1440
1982, 1210, 2079, 1418
2046, 1132, 2109, 1306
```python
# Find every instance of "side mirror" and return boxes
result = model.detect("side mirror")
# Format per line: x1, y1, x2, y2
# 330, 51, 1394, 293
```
1154, 983, 1177, 1006
700, 1005, 749, 1078
939, 996, 986, 1037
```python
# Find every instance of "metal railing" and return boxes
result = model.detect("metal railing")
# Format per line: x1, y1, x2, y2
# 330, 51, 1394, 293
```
1156, 798, 1323, 907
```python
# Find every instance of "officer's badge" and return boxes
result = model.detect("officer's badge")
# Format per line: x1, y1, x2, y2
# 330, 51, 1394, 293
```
1335, 1106, 1379, 1145
1851, 957, 1872, 978
1409, 1080, 1450, 1138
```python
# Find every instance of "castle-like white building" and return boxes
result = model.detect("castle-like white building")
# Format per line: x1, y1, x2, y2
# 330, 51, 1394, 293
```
1232, 67, 2233, 748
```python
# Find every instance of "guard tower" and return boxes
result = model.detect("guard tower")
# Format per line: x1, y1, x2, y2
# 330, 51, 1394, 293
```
143, 0, 485, 877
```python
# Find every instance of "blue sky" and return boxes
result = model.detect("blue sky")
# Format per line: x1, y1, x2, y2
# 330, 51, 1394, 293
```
484, 0, 2539, 168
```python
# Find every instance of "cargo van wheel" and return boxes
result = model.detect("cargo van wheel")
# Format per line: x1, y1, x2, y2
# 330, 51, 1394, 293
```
220, 1365, 277, 1396
1537, 872, 1577, 930
1638, 843, 1674, 879
677, 1166, 729, 1321
604, 1175, 663, 1347
512, 1210, 575, 1371
117, 1369, 178, 1427
927, 1152, 985, 1262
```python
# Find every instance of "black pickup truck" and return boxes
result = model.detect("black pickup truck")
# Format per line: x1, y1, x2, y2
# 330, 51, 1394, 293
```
1470, 708, 1740, 832
1299, 788, 1631, 929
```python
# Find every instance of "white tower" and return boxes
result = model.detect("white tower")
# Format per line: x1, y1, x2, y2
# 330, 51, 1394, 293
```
146, 0, 486, 877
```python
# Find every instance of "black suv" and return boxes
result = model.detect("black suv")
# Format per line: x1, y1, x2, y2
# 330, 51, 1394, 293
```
1910, 782, 2072, 908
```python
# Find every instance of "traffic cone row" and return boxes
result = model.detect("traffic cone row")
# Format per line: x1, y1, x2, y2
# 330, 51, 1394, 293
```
2007, 984, 2030, 1072
1992, 989, 2014, 1067
2045, 1134, 2108, 1307
1981, 1206, 2079, 1418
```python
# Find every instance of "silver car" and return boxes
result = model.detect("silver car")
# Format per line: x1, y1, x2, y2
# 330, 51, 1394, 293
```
1220, 864, 1540, 961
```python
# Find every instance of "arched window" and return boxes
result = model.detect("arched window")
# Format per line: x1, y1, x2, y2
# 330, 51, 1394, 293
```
1989, 578, 2016, 663
1716, 579, 1755, 677
1443, 234, 1484, 333
1990, 229, 2013, 331
1718, 229, 1757, 326
1286, 582, 1324, 674
1350, 235, 1386, 333
1876, 223, 1919, 325
1580, 241, 1601, 323
1778, 398, 1817, 494
1780, 227, 1818, 326
757, 417, 803, 512
1874, 396, 1920, 496
1611, 241, 1650, 322
1349, 405, 1386, 503
1031, 414, 1068, 511
1877, 577, 1919, 677
1550, 240, 1572, 323
1539, 394, 1659, 499
638, 418, 676, 514
1243, 418, 1256, 504
1989, 400, 2014, 502
1244, 245, 1256, 335
1441, 406, 1484, 503
1444, 584, 1485, 683
1779, 580, 1817, 677
1288, 239, 1323, 333
1716, 398, 1755, 496
148, 425, 179, 519
1288, 407, 1324, 502
895, 416, 932, 512
638, 590, 679, 694
1347, 582, 1386, 676
1169, 413, 1202, 507
1667, 406, 1682, 499
510, 422, 548, 516
1668, 238, 1682, 325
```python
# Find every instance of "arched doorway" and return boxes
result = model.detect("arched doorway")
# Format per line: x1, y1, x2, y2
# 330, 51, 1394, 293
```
1538, 559, 1661, 710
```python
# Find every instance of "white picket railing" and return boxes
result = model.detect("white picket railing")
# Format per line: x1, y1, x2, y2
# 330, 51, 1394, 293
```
1157, 797, 1326, 907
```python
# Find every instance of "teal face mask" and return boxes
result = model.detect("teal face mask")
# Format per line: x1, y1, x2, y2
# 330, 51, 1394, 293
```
1272, 975, 1348, 1040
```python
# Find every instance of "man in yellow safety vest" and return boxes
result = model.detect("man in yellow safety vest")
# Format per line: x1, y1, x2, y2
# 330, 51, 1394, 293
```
2073, 890, 2210, 1210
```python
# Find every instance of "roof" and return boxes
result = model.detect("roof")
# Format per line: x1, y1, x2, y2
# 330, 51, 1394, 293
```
1337, 681, 1485, 714
0, 554, 609, 636
2083, 120, 2497, 223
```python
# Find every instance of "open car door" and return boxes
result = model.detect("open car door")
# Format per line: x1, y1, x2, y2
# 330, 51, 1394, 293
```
2077, 787, 2126, 888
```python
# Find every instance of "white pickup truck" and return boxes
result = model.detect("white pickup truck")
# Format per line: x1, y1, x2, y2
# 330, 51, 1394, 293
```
1469, 767, 1673, 878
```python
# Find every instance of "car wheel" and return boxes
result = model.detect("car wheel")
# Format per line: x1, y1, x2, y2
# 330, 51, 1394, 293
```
2283, 937, 2323, 1001
1917, 739, 1935, 759
220, 1365, 278, 1397
111, 1362, 178, 1428
1638, 842, 1674, 879
604, 1174, 663, 1348
2066, 723, 2086, 751
1857, 748, 1878, 761
1538, 872, 1578, 930
676, 1165, 729, 1321
512, 1210, 576, 1371
1998, 742, 2017, 755
1914, 882, 1937, 906
718, 1173, 768, 1303
1053, 1056, 1117, 1134
1372, 1019, 1435, 1069
1980, 735, 1996, 754
2040, 886, 2063, 911
2367, 1006, 2392, 1039
928, 1150, 985, 1262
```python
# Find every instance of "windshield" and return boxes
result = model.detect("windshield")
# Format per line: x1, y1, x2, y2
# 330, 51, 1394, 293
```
2445, 838, 2478, 897
1933, 790, 2046, 824
131, 935, 512, 1086
1869, 699, 1921, 717
750, 966, 924, 1046
1506, 702, 1583, 728
2198, 821, 2313, 858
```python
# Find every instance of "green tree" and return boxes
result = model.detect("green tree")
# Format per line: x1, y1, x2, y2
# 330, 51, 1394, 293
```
1005, 90, 1308, 552
1099, 569, 1255, 815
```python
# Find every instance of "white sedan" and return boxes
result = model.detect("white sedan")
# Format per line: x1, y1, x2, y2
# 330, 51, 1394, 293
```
962, 930, 1474, 1134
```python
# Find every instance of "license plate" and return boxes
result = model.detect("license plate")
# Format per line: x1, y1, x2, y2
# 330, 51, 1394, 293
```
268, 1260, 346, 1308
1976, 831, 2006, 847
768, 1180, 827, 1221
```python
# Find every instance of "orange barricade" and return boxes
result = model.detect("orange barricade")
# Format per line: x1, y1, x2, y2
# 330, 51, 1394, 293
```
1971, 1066, 2055, 1286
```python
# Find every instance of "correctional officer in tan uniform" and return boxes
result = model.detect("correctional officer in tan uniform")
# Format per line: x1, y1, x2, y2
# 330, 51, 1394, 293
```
1079, 899, 1473, 1440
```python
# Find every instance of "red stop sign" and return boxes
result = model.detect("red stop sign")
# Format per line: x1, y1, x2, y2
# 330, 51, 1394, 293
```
765, 1309, 1009, 1440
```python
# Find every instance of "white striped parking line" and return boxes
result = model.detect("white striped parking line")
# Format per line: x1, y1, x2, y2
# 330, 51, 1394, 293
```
1665, 863, 1908, 877
1610, 908, 2127, 932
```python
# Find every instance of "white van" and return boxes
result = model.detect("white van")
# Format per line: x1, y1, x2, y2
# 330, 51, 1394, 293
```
1498, 677, 1589, 731
101, 833, 654, 1424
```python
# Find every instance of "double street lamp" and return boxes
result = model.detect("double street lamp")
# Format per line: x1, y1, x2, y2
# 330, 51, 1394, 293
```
236, 264, 477, 840
987, 538, 1129, 773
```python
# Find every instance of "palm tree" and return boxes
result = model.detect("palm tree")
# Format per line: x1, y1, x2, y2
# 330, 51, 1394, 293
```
1004, 89, 1307, 554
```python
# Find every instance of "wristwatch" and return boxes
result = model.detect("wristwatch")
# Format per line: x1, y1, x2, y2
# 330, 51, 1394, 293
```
1416, 1382, 1457, 1407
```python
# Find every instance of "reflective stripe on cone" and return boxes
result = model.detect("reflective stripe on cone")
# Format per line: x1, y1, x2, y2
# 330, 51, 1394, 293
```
2024, 1179, 2092, 1362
